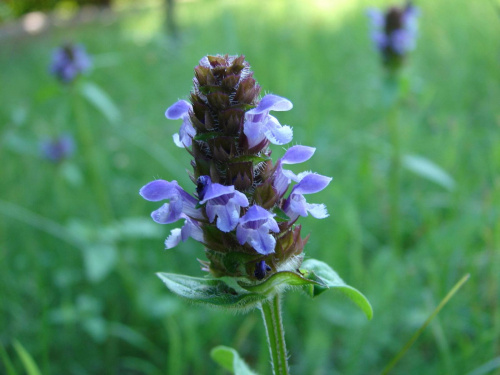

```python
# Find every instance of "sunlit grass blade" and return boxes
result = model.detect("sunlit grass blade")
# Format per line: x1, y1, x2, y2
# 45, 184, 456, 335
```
0, 343, 19, 375
12, 340, 42, 375
381, 274, 470, 375
465, 356, 500, 375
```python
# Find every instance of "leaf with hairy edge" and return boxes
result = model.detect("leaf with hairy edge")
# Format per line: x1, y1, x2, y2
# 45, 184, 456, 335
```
211, 346, 258, 375
238, 271, 321, 295
157, 273, 266, 309
301, 259, 373, 320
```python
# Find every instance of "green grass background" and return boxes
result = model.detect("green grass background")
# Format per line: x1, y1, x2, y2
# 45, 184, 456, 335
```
1, 0, 499, 374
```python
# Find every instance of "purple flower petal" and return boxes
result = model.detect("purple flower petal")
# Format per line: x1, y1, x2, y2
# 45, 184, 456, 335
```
199, 183, 235, 204
263, 115, 293, 145
306, 203, 329, 219
236, 205, 279, 255
239, 205, 273, 224
197, 176, 249, 232
282, 145, 316, 164
248, 94, 293, 114
292, 173, 332, 195
140, 180, 180, 202
165, 228, 182, 249
165, 100, 191, 119
151, 201, 183, 224
211, 201, 241, 232
164, 217, 204, 249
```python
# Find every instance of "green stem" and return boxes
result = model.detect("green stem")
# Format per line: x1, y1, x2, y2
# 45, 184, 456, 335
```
72, 85, 114, 223
260, 294, 289, 375
388, 96, 401, 254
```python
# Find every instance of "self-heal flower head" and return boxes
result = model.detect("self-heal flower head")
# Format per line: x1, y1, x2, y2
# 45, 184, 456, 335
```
141, 54, 332, 280
367, 2, 419, 70
165, 100, 196, 148
236, 205, 279, 255
50, 44, 91, 83
198, 176, 249, 232
40, 134, 75, 163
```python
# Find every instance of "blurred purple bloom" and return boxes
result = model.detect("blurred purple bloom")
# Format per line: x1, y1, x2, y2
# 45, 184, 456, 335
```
50, 44, 91, 83
236, 205, 279, 255
283, 173, 332, 222
367, 3, 419, 62
165, 100, 196, 148
139, 180, 203, 224
244, 94, 293, 148
40, 134, 75, 163
198, 176, 249, 232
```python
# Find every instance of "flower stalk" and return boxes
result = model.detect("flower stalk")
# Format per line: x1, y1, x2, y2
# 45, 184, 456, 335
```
260, 294, 289, 375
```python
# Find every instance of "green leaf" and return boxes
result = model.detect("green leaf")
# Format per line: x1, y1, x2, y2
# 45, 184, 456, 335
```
402, 154, 455, 191
157, 273, 267, 310
301, 259, 373, 320
12, 340, 42, 375
272, 206, 291, 222
238, 271, 320, 295
211, 346, 258, 375
80, 81, 121, 124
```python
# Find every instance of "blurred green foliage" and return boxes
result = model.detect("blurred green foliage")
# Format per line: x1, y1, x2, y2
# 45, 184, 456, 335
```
1, 0, 499, 374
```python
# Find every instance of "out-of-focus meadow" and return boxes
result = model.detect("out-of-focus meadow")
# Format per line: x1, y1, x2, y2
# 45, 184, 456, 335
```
1, 0, 499, 374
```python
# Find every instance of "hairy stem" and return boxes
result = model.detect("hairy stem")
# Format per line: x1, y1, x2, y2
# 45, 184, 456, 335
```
260, 294, 289, 375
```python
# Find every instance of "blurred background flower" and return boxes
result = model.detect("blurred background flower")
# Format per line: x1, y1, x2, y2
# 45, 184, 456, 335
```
39, 133, 75, 162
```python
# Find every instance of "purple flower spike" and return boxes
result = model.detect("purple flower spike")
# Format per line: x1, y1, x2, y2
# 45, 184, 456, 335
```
40, 134, 75, 163
165, 216, 204, 249
140, 180, 202, 224
283, 173, 332, 221
198, 176, 249, 232
140, 55, 335, 280
244, 94, 293, 148
165, 100, 196, 148
237, 205, 279, 255
50, 44, 91, 84
367, 3, 419, 68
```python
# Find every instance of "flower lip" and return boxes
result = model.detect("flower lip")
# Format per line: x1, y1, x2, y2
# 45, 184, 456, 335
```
281, 145, 316, 165
239, 205, 276, 226
165, 100, 191, 119
291, 173, 332, 195
248, 94, 293, 114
